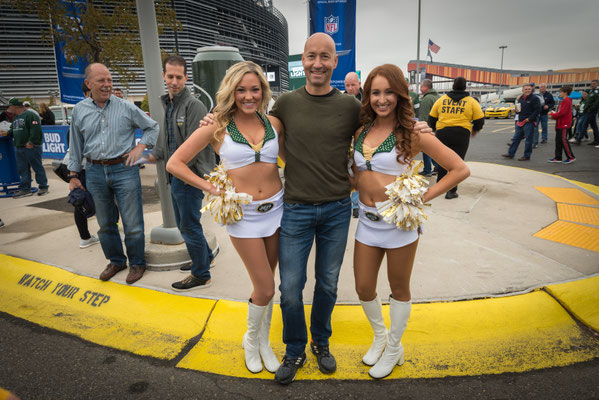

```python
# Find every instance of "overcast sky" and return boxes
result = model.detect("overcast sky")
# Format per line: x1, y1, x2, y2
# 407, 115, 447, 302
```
272, 0, 599, 81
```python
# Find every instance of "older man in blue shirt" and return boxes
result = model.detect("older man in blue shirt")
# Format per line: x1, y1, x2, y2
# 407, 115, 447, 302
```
68, 63, 159, 284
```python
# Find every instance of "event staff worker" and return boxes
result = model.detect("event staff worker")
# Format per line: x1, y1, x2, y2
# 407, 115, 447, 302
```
502, 83, 541, 161
67, 63, 158, 285
167, 61, 285, 375
0, 97, 49, 198
352, 64, 469, 379
147, 55, 217, 291
428, 77, 484, 199
268, 33, 434, 385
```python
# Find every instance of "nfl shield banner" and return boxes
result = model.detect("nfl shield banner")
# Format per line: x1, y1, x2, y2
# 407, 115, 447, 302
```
309, 0, 356, 90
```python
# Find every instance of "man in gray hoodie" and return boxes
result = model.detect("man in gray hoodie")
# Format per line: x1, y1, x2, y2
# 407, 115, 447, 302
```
148, 55, 217, 291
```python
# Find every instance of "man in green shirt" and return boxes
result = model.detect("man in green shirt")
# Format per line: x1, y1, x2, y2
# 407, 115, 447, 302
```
0, 98, 49, 198
271, 33, 432, 385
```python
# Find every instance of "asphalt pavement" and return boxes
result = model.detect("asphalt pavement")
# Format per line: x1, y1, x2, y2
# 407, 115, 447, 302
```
0, 118, 598, 399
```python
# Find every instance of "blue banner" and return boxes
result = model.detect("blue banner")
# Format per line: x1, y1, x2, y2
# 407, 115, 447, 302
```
53, 0, 88, 104
41, 126, 146, 160
309, 0, 356, 90
42, 126, 69, 159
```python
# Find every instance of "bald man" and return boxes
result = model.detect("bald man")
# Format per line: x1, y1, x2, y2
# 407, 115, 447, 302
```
344, 71, 363, 218
344, 71, 362, 101
270, 33, 432, 384
68, 63, 158, 285
270, 32, 358, 384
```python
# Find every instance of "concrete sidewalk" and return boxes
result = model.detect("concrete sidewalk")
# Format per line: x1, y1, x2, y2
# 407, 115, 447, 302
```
1, 161, 597, 303
1, 161, 598, 381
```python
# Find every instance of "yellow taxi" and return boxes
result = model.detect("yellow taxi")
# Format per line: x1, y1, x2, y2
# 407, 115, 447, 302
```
484, 103, 515, 119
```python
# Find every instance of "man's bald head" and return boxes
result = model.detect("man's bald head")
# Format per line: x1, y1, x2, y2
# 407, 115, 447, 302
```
85, 62, 109, 80
302, 32, 338, 94
304, 32, 336, 55
344, 72, 361, 96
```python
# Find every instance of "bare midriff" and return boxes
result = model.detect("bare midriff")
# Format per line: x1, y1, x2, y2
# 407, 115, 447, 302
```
228, 162, 282, 201
357, 170, 396, 207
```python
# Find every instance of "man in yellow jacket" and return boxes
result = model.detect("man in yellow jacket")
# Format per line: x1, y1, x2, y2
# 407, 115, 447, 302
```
428, 77, 484, 199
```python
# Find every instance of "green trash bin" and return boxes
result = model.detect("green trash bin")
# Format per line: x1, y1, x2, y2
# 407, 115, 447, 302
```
192, 46, 244, 111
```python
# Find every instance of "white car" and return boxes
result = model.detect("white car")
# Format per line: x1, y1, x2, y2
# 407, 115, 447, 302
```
50, 105, 74, 125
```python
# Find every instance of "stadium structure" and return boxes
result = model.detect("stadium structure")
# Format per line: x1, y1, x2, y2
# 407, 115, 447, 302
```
0, 0, 289, 102
407, 60, 599, 101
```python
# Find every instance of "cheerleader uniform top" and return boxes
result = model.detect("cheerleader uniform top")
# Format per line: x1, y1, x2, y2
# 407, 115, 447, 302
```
220, 112, 279, 171
354, 123, 407, 176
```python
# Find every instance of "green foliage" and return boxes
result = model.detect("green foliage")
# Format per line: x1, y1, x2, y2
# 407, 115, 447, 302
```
13, 0, 181, 88
140, 94, 150, 112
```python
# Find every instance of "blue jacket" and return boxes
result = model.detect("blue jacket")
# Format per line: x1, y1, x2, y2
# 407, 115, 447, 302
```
517, 94, 541, 123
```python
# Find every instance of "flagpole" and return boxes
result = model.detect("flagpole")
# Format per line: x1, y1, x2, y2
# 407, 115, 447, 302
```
416, 0, 421, 91
307, 0, 310, 37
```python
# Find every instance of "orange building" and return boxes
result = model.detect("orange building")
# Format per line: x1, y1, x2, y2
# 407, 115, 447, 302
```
407, 61, 599, 87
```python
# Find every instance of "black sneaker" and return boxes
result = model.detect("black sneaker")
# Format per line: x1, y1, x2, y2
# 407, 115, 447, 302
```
171, 275, 211, 291
179, 245, 219, 272
445, 191, 459, 200
310, 341, 336, 374
37, 187, 49, 196
274, 353, 307, 385
12, 190, 33, 199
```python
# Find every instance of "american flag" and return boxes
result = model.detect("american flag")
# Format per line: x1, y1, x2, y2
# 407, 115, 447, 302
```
428, 39, 440, 54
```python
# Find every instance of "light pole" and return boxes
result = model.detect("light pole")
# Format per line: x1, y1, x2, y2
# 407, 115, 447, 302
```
416, 0, 422, 91
499, 45, 507, 100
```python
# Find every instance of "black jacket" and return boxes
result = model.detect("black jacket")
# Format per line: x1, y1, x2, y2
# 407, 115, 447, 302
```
540, 92, 555, 115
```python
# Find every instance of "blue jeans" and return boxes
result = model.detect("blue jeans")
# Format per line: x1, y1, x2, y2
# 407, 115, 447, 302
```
575, 114, 589, 141
86, 162, 145, 267
350, 191, 359, 210
278, 197, 351, 357
508, 122, 535, 158
16, 146, 48, 191
587, 111, 599, 143
421, 153, 438, 174
534, 113, 549, 144
170, 176, 213, 280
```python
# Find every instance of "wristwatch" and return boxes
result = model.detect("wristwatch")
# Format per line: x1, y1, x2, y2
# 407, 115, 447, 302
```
67, 173, 79, 181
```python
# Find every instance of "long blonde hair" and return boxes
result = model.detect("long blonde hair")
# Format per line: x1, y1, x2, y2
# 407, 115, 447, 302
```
213, 61, 272, 141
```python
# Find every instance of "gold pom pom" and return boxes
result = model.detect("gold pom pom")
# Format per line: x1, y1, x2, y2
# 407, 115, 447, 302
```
375, 160, 430, 231
200, 164, 252, 225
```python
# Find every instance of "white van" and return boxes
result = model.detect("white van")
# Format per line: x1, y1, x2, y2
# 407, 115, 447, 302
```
50, 104, 74, 125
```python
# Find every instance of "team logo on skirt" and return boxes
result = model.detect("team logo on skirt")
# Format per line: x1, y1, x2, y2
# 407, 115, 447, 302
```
256, 202, 274, 213
365, 212, 380, 222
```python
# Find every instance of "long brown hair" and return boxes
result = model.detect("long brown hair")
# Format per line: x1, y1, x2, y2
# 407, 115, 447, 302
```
360, 64, 415, 164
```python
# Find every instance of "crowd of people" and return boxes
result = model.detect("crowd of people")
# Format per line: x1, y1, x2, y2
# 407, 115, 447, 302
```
3, 31, 596, 385
1, 32, 469, 382
503, 80, 599, 163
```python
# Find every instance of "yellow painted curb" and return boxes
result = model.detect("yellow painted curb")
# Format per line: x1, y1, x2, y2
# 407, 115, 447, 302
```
565, 179, 599, 197
0, 255, 215, 359
546, 276, 599, 333
178, 291, 599, 379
